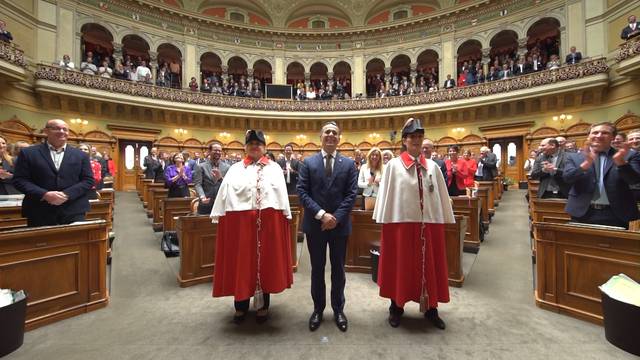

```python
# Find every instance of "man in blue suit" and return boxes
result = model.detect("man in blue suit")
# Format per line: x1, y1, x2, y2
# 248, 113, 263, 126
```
297, 121, 358, 332
563, 122, 640, 228
13, 119, 94, 227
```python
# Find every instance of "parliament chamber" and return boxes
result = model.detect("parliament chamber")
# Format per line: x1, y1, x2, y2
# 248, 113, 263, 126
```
1, 0, 640, 358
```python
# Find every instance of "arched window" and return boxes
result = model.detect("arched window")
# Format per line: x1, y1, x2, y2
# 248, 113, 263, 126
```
229, 12, 245, 22
393, 10, 409, 20
311, 20, 326, 29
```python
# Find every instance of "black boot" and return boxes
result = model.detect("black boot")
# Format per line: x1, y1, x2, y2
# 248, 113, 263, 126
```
425, 308, 445, 329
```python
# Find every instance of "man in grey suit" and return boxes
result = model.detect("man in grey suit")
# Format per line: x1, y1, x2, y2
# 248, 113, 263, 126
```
530, 138, 569, 199
193, 143, 230, 215
474, 146, 498, 181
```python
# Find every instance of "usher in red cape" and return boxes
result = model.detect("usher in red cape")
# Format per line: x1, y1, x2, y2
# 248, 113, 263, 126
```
212, 208, 293, 300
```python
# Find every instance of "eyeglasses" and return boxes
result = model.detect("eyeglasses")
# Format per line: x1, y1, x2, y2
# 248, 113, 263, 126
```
46, 126, 69, 133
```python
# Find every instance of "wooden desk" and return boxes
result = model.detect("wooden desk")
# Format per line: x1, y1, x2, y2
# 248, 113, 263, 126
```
0, 206, 25, 230
451, 196, 481, 251
136, 173, 145, 197
162, 197, 194, 232
0, 200, 113, 232
475, 181, 495, 217
493, 178, 502, 206
447, 215, 467, 287
534, 222, 640, 324
141, 179, 154, 207
474, 186, 490, 227
87, 200, 113, 232
97, 189, 115, 205
0, 221, 109, 330
531, 199, 570, 224
176, 210, 301, 288
147, 183, 167, 218
528, 180, 540, 209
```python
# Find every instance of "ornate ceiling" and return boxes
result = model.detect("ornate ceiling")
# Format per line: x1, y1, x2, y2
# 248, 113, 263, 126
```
155, 0, 464, 28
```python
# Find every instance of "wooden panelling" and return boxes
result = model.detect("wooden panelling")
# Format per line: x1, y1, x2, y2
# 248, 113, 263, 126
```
452, 196, 481, 250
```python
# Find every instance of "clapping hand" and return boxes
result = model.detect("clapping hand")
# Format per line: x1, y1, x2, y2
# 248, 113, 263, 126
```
211, 168, 221, 180
542, 161, 555, 173
0, 169, 12, 180
613, 143, 630, 166
579, 142, 596, 171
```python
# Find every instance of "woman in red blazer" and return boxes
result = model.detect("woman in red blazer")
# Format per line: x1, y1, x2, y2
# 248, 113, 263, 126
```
462, 149, 477, 188
445, 145, 468, 196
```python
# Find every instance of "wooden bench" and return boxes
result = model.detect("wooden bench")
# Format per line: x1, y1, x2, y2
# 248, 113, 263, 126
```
150, 188, 169, 231
475, 181, 496, 217
533, 221, 640, 325
176, 210, 301, 288
162, 197, 195, 232
447, 215, 468, 287
141, 179, 154, 208
0, 205, 26, 230
451, 196, 481, 252
474, 185, 491, 227
97, 189, 115, 205
0, 221, 109, 330
146, 183, 166, 219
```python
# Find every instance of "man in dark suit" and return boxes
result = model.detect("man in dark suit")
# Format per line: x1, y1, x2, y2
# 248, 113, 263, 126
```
563, 122, 640, 228
530, 138, 570, 199
421, 139, 447, 183
193, 143, 229, 215
621, 15, 640, 40
297, 121, 358, 333
13, 119, 94, 227
276, 143, 300, 194
0, 21, 13, 43
443, 74, 455, 89
514, 56, 532, 75
143, 147, 161, 179
565, 46, 582, 65
474, 146, 498, 181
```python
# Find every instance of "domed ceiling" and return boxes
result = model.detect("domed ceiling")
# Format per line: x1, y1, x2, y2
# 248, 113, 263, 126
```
157, 0, 466, 29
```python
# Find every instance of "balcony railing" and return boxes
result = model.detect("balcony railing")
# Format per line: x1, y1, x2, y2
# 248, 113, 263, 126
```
616, 36, 640, 62
34, 58, 609, 113
0, 41, 27, 68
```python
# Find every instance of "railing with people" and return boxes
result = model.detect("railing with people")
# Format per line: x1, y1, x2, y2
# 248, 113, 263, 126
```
0, 41, 27, 68
616, 35, 640, 62
33, 58, 609, 112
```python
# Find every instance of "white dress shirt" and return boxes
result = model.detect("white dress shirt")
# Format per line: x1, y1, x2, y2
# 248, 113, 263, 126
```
49, 143, 67, 170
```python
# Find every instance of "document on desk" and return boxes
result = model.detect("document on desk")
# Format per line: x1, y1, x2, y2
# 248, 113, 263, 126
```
600, 274, 640, 307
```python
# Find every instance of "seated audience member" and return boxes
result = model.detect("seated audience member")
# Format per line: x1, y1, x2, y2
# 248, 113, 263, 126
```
563, 122, 640, 228
98, 59, 112, 78
612, 132, 627, 150
445, 145, 468, 196
474, 146, 498, 181
188, 77, 198, 91
0, 20, 12, 43
546, 55, 561, 70
135, 61, 151, 83
80, 51, 98, 75
621, 15, 640, 40
358, 147, 383, 210
193, 143, 229, 215
13, 119, 94, 227
78, 143, 102, 200
0, 135, 19, 194
565, 46, 582, 65
164, 152, 192, 198
381, 150, 394, 164
524, 150, 537, 177
443, 74, 455, 89
462, 150, 477, 188
628, 130, 640, 151
59, 54, 75, 70
530, 138, 569, 199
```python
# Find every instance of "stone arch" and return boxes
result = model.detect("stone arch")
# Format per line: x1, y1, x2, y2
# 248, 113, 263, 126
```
455, 34, 488, 52
286, 61, 306, 85
285, 59, 308, 73
523, 14, 565, 37
486, 25, 523, 47
364, 56, 389, 68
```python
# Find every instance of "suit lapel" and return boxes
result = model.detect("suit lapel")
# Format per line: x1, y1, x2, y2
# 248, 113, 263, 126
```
327, 153, 343, 188
38, 142, 58, 174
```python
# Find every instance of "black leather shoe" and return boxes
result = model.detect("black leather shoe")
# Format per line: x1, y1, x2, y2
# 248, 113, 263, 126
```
425, 308, 445, 330
309, 312, 323, 331
334, 312, 348, 332
256, 309, 269, 324
388, 311, 401, 328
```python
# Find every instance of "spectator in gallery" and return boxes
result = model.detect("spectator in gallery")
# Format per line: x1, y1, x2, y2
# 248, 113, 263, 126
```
156, 64, 170, 87
135, 60, 151, 83
487, 66, 498, 82
188, 77, 198, 91
98, 59, 112, 78
113, 62, 128, 80
498, 64, 511, 79
464, 69, 476, 86
80, 51, 98, 75
514, 56, 530, 76
476, 69, 486, 84
546, 54, 561, 70
200, 78, 212, 93
59, 54, 75, 70
565, 46, 582, 65
0, 20, 13, 43
443, 74, 455, 89
164, 152, 192, 198
621, 15, 640, 40
457, 71, 467, 87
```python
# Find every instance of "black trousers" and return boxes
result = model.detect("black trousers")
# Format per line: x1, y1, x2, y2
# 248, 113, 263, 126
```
307, 233, 347, 313
572, 207, 628, 229
27, 212, 85, 227
234, 293, 270, 312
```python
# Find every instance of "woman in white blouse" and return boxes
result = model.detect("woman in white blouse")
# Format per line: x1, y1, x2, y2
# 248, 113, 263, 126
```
358, 147, 384, 210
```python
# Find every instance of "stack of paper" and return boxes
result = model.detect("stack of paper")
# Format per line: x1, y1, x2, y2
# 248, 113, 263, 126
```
600, 274, 640, 307
0, 289, 25, 308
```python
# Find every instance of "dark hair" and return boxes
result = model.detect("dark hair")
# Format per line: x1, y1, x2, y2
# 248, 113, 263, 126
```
617, 132, 627, 141
208, 142, 222, 151
284, 143, 294, 150
266, 152, 276, 161
448, 145, 459, 153
589, 122, 617, 137
547, 138, 559, 147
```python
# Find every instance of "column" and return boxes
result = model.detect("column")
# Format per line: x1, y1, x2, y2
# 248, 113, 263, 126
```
384, 66, 392, 89
112, 42, 123, 66
304, 72, 311, 88
352, 53, 365, 96
440, 35, 455, 83
149, 51, 158, 84
327, 71, 334, 91
410, 62, 418, 85
274, 55, 286, 85
56, 6, 75, 62
566, 1, 586, 58
184, 43, 197, 89
482, 47, 491, 74
247, 68, 254, 89
221, 65, 229, 85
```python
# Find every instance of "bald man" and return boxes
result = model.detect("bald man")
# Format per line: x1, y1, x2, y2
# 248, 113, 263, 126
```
13, 119, 94, 227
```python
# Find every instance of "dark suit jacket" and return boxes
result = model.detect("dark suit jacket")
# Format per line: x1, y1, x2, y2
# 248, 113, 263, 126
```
530, 151, 570, 198
444, 79, 456, 89
277, 157, 300, 194
565, 52, 582, 65
193, 160, 230, 215
297, 152, 358, 238
433, 158, 448, 184
478, 152, 498, 180
143, 155, 161, 179
13, 142, 94, 220
514, 63, 531, 75
0, 158, 19, 195
563, 149, 640, 222
621, 23, 640, 40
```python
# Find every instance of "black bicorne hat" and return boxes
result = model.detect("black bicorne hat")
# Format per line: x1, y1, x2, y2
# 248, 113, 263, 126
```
245, 129, 266, 145
401, 118, 424, 138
